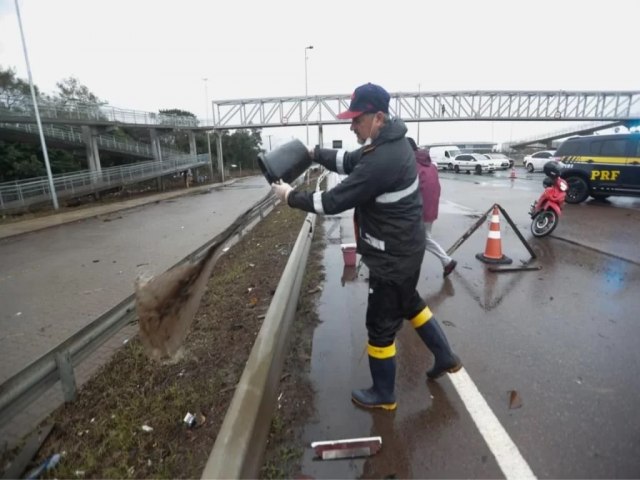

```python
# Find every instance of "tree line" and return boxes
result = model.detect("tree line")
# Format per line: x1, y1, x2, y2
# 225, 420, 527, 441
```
0, 66, 263, 183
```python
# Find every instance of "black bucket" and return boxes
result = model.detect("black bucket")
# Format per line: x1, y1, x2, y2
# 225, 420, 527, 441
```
257, 139, 312, 184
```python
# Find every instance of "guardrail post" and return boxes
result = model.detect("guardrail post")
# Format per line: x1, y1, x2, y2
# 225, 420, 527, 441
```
55, 351, 77, 402
0, 192, 277, 430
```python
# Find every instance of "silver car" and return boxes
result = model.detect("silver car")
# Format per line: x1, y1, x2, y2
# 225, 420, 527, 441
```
523, 150, 564, 173
451, 153, 496, 174
483, 153, 513, 170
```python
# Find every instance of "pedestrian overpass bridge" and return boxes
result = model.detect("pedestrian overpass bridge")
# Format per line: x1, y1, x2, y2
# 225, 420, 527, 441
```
2, 90, 639, 130
211, 90, 640, 129
1, 90, 639, 212
0, 122, 184, 159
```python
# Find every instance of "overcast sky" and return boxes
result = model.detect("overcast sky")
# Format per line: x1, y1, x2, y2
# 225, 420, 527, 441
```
1, 0, 638, 150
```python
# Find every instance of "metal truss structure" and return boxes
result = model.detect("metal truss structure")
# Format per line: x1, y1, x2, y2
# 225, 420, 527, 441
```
504, 120, 628, 149
213, 90, 640, 129
3, 91, 638, 131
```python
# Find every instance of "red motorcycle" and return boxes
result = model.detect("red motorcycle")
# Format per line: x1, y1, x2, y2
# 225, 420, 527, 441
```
529, 161, 568, 237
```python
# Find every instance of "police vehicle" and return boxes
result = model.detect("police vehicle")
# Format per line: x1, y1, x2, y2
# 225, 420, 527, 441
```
556, 133, 640, 204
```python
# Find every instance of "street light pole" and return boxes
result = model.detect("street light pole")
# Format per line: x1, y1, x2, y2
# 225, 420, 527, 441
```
417, 83, 421, 146
304, 45, 313, 145
14, 0, 58, 210
203, 77, 210, 125
203, 78, 215, 180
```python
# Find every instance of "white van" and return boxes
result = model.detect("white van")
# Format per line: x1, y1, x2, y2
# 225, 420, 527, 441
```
427, 145, 462, 170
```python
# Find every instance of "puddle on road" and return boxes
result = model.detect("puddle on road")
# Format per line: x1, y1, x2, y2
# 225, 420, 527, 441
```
298, 222, 505, 478
439, 200, 481, 216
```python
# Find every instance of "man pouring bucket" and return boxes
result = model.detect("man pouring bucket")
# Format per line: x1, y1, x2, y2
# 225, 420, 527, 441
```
271, 83, 462, 410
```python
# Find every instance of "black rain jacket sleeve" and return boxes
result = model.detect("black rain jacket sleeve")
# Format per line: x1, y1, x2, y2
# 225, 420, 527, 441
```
288, 146, 393, 215
285, 118, 426, 281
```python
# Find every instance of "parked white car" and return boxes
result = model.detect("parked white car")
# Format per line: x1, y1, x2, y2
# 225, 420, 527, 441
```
482, 153, 514, 170
451, 153, 496, 174
523, 150, 564, 173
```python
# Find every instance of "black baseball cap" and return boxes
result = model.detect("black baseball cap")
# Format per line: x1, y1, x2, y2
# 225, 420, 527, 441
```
337, 83, 390, 119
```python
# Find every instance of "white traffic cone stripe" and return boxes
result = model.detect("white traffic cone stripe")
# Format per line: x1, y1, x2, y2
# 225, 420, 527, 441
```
488, 231, 501, 239
491, 215, 500, 222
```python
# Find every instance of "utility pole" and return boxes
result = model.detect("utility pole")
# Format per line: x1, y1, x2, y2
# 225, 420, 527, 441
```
304, 45, 313, 144
203, 78, 210, 125
417, 83, 421, 146
14, 0, 59, 209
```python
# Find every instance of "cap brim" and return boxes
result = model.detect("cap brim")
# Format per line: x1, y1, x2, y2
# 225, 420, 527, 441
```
336, 110, 364, 120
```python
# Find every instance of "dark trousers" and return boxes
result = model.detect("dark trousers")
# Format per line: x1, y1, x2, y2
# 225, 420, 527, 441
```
366, 269, 426, 347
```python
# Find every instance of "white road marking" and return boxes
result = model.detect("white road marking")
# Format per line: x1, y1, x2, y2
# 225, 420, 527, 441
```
448, 367, 537, 479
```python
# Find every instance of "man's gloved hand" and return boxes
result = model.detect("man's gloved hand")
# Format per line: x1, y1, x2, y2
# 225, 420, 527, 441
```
271, 180, 293, 203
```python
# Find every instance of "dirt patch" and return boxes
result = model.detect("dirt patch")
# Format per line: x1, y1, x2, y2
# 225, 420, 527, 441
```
2, 192, 324, 478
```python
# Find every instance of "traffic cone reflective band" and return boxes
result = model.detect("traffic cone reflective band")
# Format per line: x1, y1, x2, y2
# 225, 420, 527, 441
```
476, 206, 513, 264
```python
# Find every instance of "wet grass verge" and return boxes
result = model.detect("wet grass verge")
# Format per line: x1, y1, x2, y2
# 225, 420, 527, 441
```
4, 192, 324, 479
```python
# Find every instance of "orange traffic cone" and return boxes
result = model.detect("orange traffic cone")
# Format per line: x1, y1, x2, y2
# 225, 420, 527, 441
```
476, 206, 513, 264
510, 167, 516, 179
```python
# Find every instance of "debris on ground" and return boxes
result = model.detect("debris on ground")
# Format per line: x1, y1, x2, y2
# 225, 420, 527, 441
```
0, 423, 53, 480
24, 452, 60, 479
311, 436, 383, 460
9, 200, 324, 479
508, 390, 523, 409
183, 412, 205, 429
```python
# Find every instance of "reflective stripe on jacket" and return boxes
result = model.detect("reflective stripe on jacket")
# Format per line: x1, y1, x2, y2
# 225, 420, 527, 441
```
288, 118, 425, 280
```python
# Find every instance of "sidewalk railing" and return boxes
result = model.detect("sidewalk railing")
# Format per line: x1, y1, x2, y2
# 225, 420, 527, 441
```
0, 122, 187, 158
1, 122, 152, 157
0, 154, 211, 212
0, 96, 205, 128
0, 95, 201, 127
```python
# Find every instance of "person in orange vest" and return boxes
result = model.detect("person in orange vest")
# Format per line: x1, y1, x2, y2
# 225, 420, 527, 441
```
272, 83, 462, 410
407, 137, 457, 277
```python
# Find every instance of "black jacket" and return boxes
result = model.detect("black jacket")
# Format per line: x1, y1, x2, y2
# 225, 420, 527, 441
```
288, 118, 425, 281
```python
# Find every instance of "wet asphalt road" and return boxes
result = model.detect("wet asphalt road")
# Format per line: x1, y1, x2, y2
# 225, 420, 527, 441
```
299, 170, 640, 478
1, 169, 638, 477
0, 177, 271, 383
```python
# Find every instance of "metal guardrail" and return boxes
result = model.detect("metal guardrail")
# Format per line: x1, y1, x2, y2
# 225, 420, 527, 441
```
202, 172, 326, 478
0, 154, 210, 211
0, 170, 325, 478
0, 189, 280, 431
